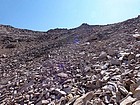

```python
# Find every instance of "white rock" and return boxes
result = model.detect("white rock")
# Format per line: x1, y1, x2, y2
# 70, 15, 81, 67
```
79, 51, 85, 55
120, 95, 136, 105
42, 100, 49, 104
132, 100, 140, 105
136, 54, 140, 58
1, 54, 7, 58
133, 34, 140, 40
52, 88, 67, 96
119, 52, 130, 57
57, 72, 68, 78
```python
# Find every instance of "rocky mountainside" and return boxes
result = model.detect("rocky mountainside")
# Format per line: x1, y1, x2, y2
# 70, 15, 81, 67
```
0, 15, 140, 105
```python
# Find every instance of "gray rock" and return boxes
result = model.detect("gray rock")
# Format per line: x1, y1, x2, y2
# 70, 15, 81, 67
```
99, 51, 107, 60
110, 59, 121, 66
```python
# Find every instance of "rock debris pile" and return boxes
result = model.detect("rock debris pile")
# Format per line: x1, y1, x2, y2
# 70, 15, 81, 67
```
0, 16, 140, 105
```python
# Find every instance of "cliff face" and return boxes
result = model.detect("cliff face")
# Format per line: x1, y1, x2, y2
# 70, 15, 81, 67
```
0, 16, 140, 105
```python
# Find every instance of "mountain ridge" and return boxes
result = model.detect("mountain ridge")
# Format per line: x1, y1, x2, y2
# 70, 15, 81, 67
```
0, 15, 140, 34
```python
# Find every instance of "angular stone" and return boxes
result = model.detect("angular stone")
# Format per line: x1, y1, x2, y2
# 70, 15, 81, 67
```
63, 86, 72, 94
42, 100, 49, 104
107, 49, 117, 56
119, 52, 130, 57
1, 54, 7, 58
102, 82, 118, 97
53, 88, 66, 95
128, 52, 135, 61
99, 51, 107, 60
104, 95, 110, 104
73, 91, 95, 105
132, 100, 140, 105
118, 85, 128, 95
120, 93, 136, 105
66, 95, 80, 105
130, 83, 137, 94
136, 54, 140, 58
57, 72, 68, 78
133, 34, 140, 41
110, 59, 121, 66
86, 81, 96, 89
111, 75, 121, 81
58, 97, 68, 105
66, 93, 73, 101
102, 76, 110, 82
134, 85, 140, 99
101, 63, 109, 70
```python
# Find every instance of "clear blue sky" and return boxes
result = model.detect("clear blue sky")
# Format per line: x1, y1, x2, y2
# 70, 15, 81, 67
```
0, 0, 140, 31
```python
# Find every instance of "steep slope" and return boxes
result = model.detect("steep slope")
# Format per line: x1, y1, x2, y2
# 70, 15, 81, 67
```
0, 15, 140, 105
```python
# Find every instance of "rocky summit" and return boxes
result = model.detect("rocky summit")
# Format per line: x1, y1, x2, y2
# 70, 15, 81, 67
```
0, 15, 140, 105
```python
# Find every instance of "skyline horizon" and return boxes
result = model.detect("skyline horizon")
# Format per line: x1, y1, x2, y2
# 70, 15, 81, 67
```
0, 14, 140, 32
0, 0, 140, 31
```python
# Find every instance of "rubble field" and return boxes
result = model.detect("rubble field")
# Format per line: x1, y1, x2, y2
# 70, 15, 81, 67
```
0, 16, 140, 105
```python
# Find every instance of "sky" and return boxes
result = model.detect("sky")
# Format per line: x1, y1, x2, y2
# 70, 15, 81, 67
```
0, 0, 140, 31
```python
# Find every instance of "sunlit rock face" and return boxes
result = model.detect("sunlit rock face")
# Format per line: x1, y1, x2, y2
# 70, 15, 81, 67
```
0, 15, 140, 105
